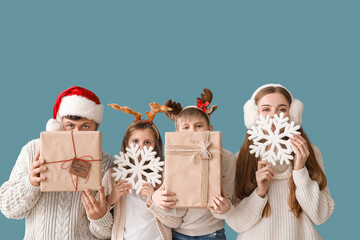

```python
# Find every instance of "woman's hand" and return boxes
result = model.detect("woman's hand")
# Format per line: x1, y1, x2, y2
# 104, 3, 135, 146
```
151, 184, 178, 210
290, 134, 310, 170
106, 180, 132, 206
140, 183, 155, 207
81, 186, 107, 220
29, 150, 47, 186
256, 160, 274, 198
209, 188, 231, 214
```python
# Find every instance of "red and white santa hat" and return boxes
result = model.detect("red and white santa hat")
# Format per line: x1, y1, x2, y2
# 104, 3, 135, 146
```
243, 83, 303, 129
46, 86, 104, 131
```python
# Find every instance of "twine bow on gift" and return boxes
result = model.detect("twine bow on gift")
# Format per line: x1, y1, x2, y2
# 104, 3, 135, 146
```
46, 131, 101, 191
190, 132, 213, 163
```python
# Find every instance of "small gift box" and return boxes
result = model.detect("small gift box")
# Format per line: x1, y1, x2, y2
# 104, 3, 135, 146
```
164, 131, 222, 208
40, 131, 102, 191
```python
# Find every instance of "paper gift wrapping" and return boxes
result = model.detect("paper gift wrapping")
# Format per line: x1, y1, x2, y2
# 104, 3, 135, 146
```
164, 131, 222, 208
40, 131, 102, 191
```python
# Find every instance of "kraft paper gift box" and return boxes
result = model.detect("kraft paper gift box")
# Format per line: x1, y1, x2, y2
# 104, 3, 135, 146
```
40, 131, 102, 191
164, 131, 222, 208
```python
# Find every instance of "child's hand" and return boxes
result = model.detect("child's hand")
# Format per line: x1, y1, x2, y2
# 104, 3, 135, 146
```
290, 134, 310, 170
29, 150, 47, 186
256, 160, 274, 198
81, 186, 107, 220
106, 180, 132, 206
140, 183, 155, 207
151, 184, 178, 210
209, 188, 231, 214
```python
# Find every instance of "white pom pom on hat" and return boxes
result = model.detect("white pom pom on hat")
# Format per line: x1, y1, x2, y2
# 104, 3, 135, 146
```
46, 86, 104, 131
244, 83, 303, 129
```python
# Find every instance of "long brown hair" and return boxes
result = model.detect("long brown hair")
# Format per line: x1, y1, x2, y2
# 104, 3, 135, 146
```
234, 86, 327, 217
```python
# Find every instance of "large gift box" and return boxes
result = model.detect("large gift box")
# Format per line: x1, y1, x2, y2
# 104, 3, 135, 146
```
164, 131, 222, 208
40, 131, 102, 191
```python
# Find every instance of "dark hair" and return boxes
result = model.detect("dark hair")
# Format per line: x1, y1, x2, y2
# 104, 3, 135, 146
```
64, 115, 84, 121
175, 108, 210, 129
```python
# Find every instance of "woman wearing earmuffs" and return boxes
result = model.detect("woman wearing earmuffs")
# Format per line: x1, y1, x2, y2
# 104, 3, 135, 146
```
209, 84, 335, 240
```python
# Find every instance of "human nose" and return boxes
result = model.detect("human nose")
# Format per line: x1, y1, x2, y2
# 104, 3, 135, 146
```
73, 126, 80, 131
138, 142, 144, 149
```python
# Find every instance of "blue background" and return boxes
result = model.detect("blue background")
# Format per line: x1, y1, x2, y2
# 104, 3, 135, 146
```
0, 1, 359, 239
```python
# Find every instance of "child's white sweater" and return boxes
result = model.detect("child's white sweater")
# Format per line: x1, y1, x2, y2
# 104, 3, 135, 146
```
217, 145, 334, 240
0, 139, 114, 240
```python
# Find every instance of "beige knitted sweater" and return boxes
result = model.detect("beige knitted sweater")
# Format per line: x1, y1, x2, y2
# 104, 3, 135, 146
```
217, 145, 335, 240
0, 139, 114, 240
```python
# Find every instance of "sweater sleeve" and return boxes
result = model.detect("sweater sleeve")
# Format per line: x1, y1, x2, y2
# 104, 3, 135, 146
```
0, 141, 42, 219
219, 189, 268, 232
88, 168, 115, 239
220, 149, 236, 200
292, 145, 335, 225
148, 203, 183, 228
89, 210, 113, 239
149, 197, 186, 228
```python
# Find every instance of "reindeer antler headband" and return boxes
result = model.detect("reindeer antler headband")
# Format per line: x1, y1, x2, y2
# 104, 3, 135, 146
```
164, 88, 218, 123
109, 102, 172, 139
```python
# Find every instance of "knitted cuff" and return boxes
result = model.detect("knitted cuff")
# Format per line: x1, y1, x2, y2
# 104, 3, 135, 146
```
23, 177, 41, 196
293, 166, 312, 188
89, 210, 113, 227
215, 203, 235, 219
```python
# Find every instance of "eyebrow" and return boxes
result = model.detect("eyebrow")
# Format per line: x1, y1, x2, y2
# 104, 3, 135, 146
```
260, 104, 289, 107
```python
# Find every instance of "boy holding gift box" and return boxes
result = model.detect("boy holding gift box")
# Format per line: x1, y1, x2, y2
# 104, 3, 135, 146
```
151, 89, 236, 240
0, 86, 114, 240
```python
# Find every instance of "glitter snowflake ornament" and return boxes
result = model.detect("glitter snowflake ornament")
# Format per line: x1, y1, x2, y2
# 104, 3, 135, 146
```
248, 113, 301, 165
112, 144, 164, 194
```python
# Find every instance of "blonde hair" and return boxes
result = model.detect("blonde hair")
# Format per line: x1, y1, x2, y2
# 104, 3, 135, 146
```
234, 86, 327, 217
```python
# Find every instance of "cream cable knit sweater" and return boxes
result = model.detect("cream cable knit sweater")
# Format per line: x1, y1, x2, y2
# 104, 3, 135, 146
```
217, 145, 334, 240
0, 139, 114, 240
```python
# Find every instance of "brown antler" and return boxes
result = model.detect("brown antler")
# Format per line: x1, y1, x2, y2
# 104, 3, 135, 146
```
108, 103, 143, 121
163, 99, 183, 121
145, 102, 172, 122
197, 88, 213, 104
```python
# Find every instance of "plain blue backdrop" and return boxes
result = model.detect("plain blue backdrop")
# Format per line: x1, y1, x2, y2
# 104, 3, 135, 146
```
0, 1, 359, 239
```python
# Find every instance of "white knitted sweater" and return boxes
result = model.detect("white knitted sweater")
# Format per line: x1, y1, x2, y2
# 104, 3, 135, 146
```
0, 139, 114, 240
217, 145, 335, 240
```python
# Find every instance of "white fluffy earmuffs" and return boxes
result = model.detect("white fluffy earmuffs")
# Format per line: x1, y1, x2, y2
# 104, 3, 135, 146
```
244, 83, 304, 129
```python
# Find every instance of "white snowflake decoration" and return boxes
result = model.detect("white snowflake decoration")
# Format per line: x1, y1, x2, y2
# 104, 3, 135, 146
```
247, 113, 301, 166
112, 144, 164, 194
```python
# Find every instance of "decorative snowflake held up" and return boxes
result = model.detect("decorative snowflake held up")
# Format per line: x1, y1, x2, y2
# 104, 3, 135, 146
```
248, 113, 301, 166
112, 144, 164, 194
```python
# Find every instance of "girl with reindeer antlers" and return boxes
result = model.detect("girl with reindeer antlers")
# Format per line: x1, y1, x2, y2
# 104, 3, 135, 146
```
151, 89, 236, 240
210, 84, 335, 240
82, 102, 181, 240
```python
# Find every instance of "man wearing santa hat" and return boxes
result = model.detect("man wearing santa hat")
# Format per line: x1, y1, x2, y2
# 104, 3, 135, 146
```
0, 86, 114, 239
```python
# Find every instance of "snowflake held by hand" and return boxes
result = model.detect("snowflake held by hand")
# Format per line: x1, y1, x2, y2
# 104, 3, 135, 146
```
112, 144, 164, 194
247, 113, 301, 165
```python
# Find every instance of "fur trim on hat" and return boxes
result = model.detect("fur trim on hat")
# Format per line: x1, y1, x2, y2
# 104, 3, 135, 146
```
57, 95, 104, 124
46, 118, 62, 131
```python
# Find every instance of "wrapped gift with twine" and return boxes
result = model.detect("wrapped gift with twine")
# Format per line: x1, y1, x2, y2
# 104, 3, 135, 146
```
164, 131, 222, 208
40, 131, 102, 191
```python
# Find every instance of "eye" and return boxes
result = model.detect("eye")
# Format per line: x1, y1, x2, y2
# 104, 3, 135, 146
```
182, 126, 189, 130
82, 124, 90, 129
196, 124, 203, 128
66, 123, 74, 129
262, 108, 270, 112
132, 139, 139, 144
279, 108, 287, 112
145, 140, 152, 145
